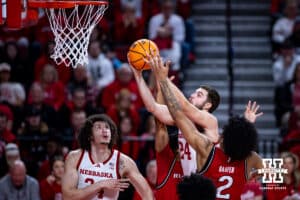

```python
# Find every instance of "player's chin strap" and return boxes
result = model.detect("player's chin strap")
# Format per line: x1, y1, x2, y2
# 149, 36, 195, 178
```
156, 152, 179, 190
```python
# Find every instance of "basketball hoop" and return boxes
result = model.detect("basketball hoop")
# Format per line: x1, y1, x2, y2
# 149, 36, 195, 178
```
28, 0, 108, 68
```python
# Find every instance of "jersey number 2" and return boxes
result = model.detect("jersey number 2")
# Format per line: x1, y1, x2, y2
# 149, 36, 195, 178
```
216, 176, 233, 199
85, 178, 104, 199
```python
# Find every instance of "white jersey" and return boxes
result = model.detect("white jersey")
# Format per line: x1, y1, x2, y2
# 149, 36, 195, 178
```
178, 130, 197, 176
77, 149, 121, 200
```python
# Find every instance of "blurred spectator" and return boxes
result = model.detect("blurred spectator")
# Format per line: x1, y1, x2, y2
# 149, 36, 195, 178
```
0, 64, 21, 138
90, 16, 111, 46
101, 63, 143, 111
176, 0, 191, 20
291, 19, 300, 52
139, 115, 155, 151
106, 88, 140, 132
117, 116, 140, 161
114, 2, 145, 61
273, 41, 300, 87
266, 152, 300, 199
5, 143, 20, 169
273, 42, 300, 126
87, 40, 115, 94
67, 87, 100, 116
0, 140, 5, 178
17, 106, 50, 176
65, 110, 87, 150
148, 0, 185, 72
0, 104, 13, 131
288, 111, 300, 132
281, 128, 300, 154
35, 64, 65, 111
138, 115, 155, 175
0, 63, 26, 107
1, 41, 30, 88
37, 136, 63, 181
292, 62, 300, 108
272, 0, 298, 53
0, 143, 20, 178
26, 82, 57, 129
133, 160, 157, 200
66, 65, 96, 105
0, 160, 41, 200
0, 27, 32, 45
0, 112, 16, 144
285, 63, 300, 132
32, 16, 54, 48
34, 41, 71, 85
271, 0, 286, 18
39, 155, 64, 200
58, 87, 100, 131
176, 0, 195, 67
112, 0, 160, 23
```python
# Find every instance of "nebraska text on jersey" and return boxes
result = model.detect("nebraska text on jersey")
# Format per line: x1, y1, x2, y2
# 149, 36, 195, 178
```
79, 169, 113, 178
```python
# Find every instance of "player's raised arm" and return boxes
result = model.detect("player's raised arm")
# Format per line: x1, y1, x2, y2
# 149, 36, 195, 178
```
154, 77, 170, 152
150, 56, 213, 158
130, 64, 175, 125
119, 154, 154, 200
62, 150, 129, 200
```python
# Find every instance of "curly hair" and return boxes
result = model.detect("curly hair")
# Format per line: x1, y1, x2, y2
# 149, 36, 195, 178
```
177, 173, 216, 200
200, 85, 220, 113
222, 116, 257, 161
78, 114, 118, 151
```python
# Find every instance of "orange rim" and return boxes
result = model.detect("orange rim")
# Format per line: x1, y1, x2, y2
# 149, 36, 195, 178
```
28, 0, 108, 8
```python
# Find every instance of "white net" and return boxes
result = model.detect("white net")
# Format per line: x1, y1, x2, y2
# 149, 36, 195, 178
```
45, 3, 108, 67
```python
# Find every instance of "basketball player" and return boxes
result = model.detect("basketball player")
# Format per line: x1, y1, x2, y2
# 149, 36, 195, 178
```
131, 61, 219, 176
150, 56, 264, 200
131, 57, 262, 176
154, 80, 183, 200
62, 114, 154, 200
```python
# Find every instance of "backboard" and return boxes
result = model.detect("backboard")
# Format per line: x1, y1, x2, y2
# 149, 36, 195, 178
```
1, 0, 39, 29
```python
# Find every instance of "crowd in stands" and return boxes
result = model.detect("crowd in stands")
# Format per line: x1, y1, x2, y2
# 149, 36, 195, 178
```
0, 0, 194, 199
271, 0, 300, 199
271, 0, 300, 160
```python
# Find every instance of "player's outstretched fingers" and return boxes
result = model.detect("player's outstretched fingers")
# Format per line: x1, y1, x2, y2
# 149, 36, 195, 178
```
165, 60, 171, 68
108, 179, 129, 191
116, 179, 130, 191
251, 101, 257, 111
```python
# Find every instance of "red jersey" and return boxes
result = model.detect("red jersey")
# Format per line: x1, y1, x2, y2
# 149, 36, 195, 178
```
156, 144, 183, 200
200, 146, 247, 200
39, 179, 62, 200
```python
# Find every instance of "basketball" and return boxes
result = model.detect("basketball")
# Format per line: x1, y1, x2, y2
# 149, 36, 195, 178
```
127, 39, 159, 71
